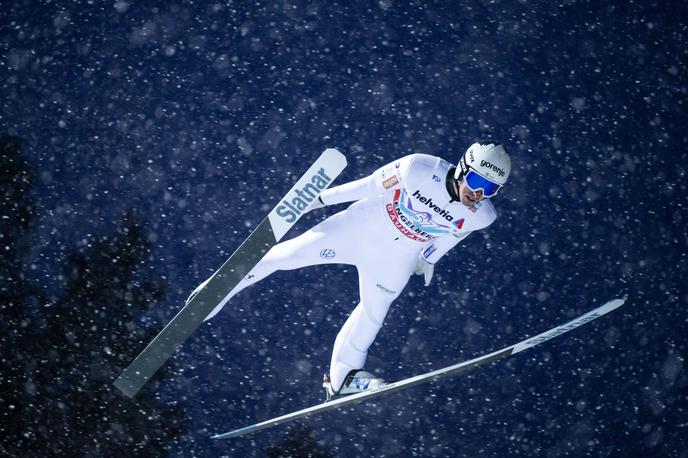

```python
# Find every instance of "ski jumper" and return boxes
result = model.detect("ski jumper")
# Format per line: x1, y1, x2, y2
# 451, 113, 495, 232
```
203, 154, 497, 391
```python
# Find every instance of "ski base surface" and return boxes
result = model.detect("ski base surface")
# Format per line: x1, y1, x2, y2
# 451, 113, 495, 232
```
212, 298, 625, 440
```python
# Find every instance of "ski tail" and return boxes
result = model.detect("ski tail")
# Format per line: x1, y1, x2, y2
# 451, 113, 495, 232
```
113, 148, 347, 398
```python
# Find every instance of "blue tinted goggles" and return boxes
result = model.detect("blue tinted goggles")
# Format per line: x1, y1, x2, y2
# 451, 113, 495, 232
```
464, 170, 502, 197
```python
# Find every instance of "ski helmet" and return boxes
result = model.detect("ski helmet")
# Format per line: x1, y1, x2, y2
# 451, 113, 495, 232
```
455, 141, 511, 196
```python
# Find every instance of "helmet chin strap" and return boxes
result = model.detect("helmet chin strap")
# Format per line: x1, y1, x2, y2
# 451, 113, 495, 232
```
456, 154, 469, 181
446, 168, 461, 201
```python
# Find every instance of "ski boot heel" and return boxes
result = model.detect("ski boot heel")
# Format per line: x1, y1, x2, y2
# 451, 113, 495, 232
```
323, 373, 335, 402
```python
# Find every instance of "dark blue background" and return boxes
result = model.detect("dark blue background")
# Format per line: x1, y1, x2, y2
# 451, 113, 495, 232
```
3, 0, 686, 456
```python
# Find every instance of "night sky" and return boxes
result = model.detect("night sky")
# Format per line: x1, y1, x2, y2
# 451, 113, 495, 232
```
3, 1, 687, 456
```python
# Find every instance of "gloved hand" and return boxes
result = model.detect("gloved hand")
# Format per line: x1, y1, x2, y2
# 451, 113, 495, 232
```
307, 195, 327, 212
414, 254, 434, 286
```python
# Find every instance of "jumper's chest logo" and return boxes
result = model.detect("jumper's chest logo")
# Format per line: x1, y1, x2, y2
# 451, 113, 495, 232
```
411, 190, 453, 222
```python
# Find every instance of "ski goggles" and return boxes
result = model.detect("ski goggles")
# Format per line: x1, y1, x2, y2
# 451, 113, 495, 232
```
464, 170, 502, 197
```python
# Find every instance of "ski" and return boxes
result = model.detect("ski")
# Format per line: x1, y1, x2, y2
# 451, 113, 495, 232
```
211, 298, 625, 440
113, 148, 348, 398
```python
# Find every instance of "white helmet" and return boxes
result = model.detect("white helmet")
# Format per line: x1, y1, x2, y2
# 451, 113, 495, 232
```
455, 141, 511, 185
454, 141, 511, 198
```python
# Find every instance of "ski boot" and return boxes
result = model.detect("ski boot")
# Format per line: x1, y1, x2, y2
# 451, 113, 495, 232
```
323, 370, 386, 401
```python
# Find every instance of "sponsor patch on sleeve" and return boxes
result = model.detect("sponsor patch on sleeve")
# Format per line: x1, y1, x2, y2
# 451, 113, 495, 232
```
382, 175, 400, 189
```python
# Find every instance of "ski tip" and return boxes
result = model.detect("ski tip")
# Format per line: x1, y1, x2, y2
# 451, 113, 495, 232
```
603, 298, 625, 312
322, 148, 347, 165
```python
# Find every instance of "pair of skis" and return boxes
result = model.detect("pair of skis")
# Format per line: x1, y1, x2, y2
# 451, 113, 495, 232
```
112, 148, 624, 440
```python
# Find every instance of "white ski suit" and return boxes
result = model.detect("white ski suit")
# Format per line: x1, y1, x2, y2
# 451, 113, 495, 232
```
205, 153, 497, 391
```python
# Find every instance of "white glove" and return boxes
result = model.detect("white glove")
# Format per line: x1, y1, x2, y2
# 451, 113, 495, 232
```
307, 195, 327, 212
414, 254, 434, 286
